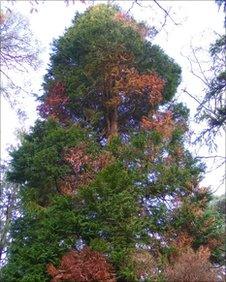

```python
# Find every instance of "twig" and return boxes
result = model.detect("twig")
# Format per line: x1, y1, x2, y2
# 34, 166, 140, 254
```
182, 88, 216, 118
153, 0, 180, 26
195, 155, 226, 159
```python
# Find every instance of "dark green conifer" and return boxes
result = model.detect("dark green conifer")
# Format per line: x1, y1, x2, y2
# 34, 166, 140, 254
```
2, 5, 223, 282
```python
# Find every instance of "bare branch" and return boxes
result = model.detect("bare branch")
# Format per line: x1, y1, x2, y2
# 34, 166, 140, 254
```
153, 0, 180, 26
195, 155, 226, 159
182, 88, 217, 118
0, 10, 40, 111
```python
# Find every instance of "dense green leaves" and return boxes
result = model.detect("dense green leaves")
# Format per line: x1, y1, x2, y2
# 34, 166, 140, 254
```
139, 43, 181, 102
8, 119, 96, 203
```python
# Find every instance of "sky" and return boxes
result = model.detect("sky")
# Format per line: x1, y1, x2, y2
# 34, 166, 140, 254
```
1, 0, 225, 195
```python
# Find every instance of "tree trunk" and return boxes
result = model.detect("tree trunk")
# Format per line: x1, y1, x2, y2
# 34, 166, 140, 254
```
106, 108, 118, 140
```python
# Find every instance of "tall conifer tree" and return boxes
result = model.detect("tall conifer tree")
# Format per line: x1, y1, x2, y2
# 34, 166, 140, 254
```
2, 5, 223, 282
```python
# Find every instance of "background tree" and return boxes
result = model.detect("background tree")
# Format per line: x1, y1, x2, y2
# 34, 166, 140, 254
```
1, 4, 224, 281
216, 0, 226, 27
209, 194, 225, 268
0, 10, 40, 109
210, 194, 226, 218
0, 9, 40, 260
0, 163, 20, 267
185, 34, 226, 147
180, 0, 225, 193
182, 0, 225, 150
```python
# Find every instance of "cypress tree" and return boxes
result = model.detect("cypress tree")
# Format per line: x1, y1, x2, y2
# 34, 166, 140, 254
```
2, 5, 223, 282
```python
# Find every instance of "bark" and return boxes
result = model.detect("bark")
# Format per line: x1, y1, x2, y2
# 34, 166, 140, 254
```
106, 108, 118, 140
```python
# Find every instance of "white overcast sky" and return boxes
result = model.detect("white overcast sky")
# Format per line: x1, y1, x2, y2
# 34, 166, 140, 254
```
1, 0, 225, 195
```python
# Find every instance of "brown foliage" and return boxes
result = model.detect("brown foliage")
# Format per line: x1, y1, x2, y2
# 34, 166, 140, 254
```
115, 68, 164, 106
38, 81, 70, 123
64, 145, 113, 175
102, 52, 164, 107
58, 175, 77, 196
129, 250, 158, 280
170, 232, 194, 259
114, 12, 149, 38
64, 144, 91, 174
47, 247, 116, 282
60, 146, 114, 195
96, 49, 165, 138
164, 246, 220, 282
141, 111, 174, 138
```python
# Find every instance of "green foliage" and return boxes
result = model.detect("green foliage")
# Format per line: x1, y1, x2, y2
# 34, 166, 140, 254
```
4, 115, 219, 280
139, 43, 181, 102
1, 195, 80, 282
210, 194, 226, 218
169, 191, 224, 264
8, 119, 97, 205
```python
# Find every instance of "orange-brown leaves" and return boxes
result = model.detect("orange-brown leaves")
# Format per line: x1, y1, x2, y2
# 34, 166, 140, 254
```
60, 145, 114, 195
114, 12, 149, 38
58, 175, 77, 196
47, 247, 116, 282
46, 82, 68, 106
115, 68, 164, 106
38, 81, 70, 123
103, 51, 164, 108
64, 145, 113, 174
64, 144, 91, 174
173, 146, 184, 159
141, 111, 174, 138
164, 246, 219, 282
84, 46, 165, 137
92, 152, 114, 172
47, 263, 59, 278
163, 231, 222, 282
172, 232, 194, 255
105, 96, 121, 108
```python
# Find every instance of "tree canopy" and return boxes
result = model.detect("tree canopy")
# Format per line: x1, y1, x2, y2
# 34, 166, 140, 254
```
39, 5, 181, 140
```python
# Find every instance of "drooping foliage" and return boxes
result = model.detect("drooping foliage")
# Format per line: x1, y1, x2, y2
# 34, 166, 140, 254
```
2, 4, 223, 282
